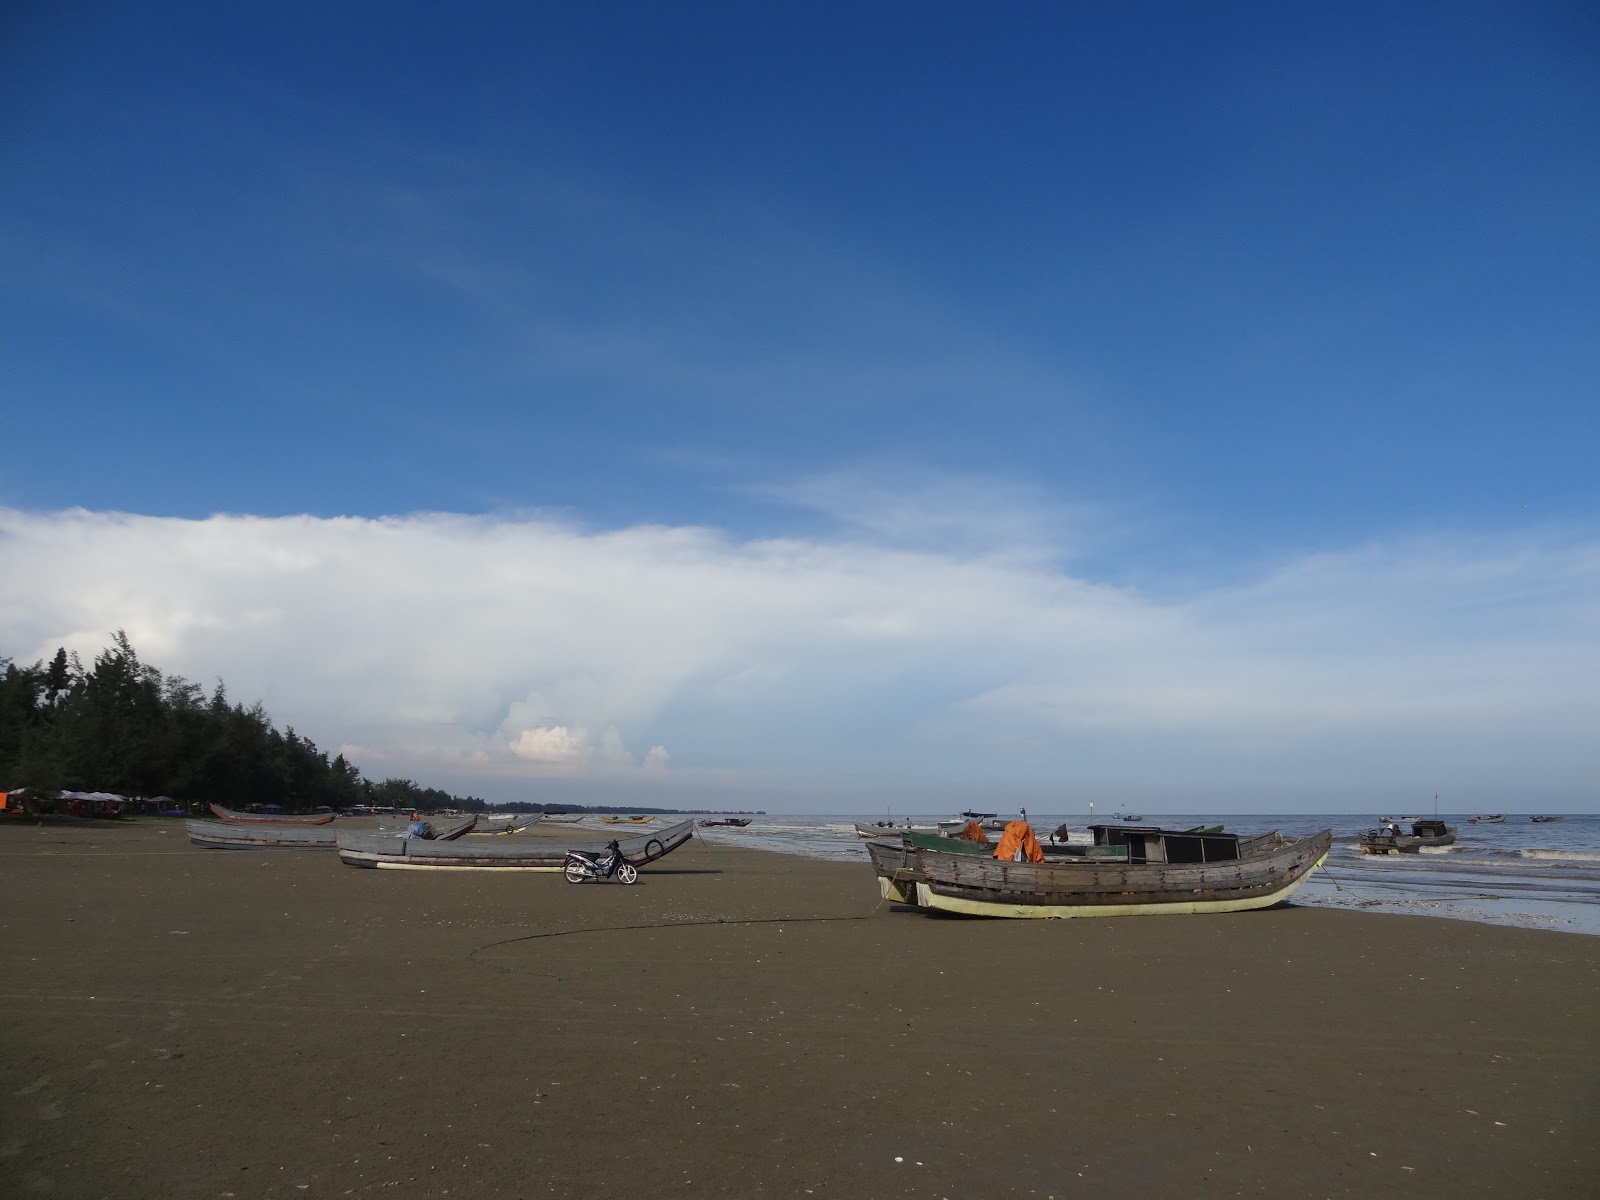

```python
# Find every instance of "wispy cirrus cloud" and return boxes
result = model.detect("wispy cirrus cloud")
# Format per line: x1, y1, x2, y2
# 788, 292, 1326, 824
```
1, 497, 1595, 809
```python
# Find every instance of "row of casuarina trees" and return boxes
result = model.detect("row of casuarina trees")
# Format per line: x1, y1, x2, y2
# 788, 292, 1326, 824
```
0, 632, 485, 816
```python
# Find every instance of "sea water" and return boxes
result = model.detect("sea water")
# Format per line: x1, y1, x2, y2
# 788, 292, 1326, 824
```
690, 813, 1600, 937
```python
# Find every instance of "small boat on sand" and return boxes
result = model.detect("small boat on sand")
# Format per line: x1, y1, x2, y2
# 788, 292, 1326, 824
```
187, 820, 338, 849
1359, 819, 1456, 855
873, 823, 1331, 918
337, 818, 695, 870
209, 802, 335, 826
468, 813, 542, 834
374, 816, 480, 840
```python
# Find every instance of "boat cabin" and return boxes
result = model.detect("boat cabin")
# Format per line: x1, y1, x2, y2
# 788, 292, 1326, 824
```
1087, 824, 1241, 865
1410, 819, 1449, 838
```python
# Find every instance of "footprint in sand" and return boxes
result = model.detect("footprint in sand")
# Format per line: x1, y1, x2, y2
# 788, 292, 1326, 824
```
13, 1076, 49, 1097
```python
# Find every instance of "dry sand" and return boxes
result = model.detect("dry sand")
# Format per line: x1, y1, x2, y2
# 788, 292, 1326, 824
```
1, 819, 1596, 1199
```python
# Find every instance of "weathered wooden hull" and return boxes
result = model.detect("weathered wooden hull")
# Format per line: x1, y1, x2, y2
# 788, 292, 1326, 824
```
210, 803, 335, 825
910, 830, 1332, 918
187, 819, 336, 849
336, 819, 695, 870
866, 840, 922, 902
373, 816, 480, 841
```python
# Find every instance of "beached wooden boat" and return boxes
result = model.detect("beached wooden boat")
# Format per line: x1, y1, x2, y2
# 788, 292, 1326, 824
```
1359, 819, 1456, 855
468, 814, 542, 834
373, 816, 480, 841
186, 819, 338, 849
1468, 814, 1506, 824
900, 828, 1129, 862
866, 839, 922, 902
209, 802, 335, 826
336, 818, 696, 870
902, 825, 1332, 918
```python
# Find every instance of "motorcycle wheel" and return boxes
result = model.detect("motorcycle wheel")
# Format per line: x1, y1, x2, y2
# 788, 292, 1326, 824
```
617, 862, 639, 884
563, 862, 589, 884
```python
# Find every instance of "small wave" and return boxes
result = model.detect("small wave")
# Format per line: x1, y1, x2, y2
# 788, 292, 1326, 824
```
1520, 849, 1600, 864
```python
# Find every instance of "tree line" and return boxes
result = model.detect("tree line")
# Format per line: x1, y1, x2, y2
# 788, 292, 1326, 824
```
0, 633, 488, 815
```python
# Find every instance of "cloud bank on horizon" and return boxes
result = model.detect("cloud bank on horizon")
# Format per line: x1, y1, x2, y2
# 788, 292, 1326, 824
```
2, 501, 1594, 811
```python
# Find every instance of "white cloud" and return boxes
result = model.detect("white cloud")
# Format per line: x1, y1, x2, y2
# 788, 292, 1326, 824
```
1, 504, 1595, 809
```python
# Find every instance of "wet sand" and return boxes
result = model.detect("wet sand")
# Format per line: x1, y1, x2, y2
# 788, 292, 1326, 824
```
1, 819, 1596, 1199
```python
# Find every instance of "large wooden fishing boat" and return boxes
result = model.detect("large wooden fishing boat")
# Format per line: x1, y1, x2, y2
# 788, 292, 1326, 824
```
209, 802, 335, 825
898, 824, 1332, 918
1359, 818, 1456, 855
186, 819, 339, 849
336, 818, 696, 870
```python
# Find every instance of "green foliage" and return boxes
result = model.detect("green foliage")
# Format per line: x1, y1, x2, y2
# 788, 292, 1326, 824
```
0, 633, 485, 814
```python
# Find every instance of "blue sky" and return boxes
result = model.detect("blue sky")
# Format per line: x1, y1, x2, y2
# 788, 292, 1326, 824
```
2, 3, 1597, 810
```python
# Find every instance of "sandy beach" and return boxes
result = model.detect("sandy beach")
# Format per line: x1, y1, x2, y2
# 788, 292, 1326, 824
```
1, 820, 1596, 1199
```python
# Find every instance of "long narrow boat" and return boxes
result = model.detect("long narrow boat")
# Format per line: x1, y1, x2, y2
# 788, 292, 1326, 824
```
336, 818, 696, 870
187, 820, 338, 849
600, 815, 654, 825
900, 824, 1332, 918
372, 816, 480, 841
209, 802, 335, 826
1529, 815, 1564, 823
468, 813, 542, 834
1468, 814, 1506, 824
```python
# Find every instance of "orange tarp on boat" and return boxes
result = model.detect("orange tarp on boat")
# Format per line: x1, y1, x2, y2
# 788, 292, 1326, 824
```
957, 820, 990, 843
993, 821, 1045, 863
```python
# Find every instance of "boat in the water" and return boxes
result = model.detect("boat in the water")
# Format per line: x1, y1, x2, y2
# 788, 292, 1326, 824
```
209, 802, 335, 826
877, 823, 1331, 918
856, 819, 923, 838
1112, 813, 1144, 822
1468, 814, 1506, 824
1359, 818, 1456, 855
1529, 815, 1564, 823
600, 815, 654, 825
336, 818, 696, 870
698, 817, 753, 827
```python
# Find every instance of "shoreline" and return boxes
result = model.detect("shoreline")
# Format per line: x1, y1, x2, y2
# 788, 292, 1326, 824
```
2, 821, 1596, 1198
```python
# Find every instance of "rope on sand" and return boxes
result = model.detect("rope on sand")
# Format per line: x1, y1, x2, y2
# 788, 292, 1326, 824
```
466, 911, 880, 964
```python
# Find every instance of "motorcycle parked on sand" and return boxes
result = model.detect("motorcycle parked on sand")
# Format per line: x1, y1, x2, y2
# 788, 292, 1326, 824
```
564, 839, 639, 884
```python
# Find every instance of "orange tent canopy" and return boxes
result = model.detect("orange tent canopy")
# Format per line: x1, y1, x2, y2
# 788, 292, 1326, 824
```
993, 820, 1045, 863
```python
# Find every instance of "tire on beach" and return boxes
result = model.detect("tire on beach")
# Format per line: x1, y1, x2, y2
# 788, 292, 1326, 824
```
644, 839, 664, 862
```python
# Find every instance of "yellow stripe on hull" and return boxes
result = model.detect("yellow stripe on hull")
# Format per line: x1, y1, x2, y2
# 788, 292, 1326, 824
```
877, 875, 915, 903
912, 851, 1328, 918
